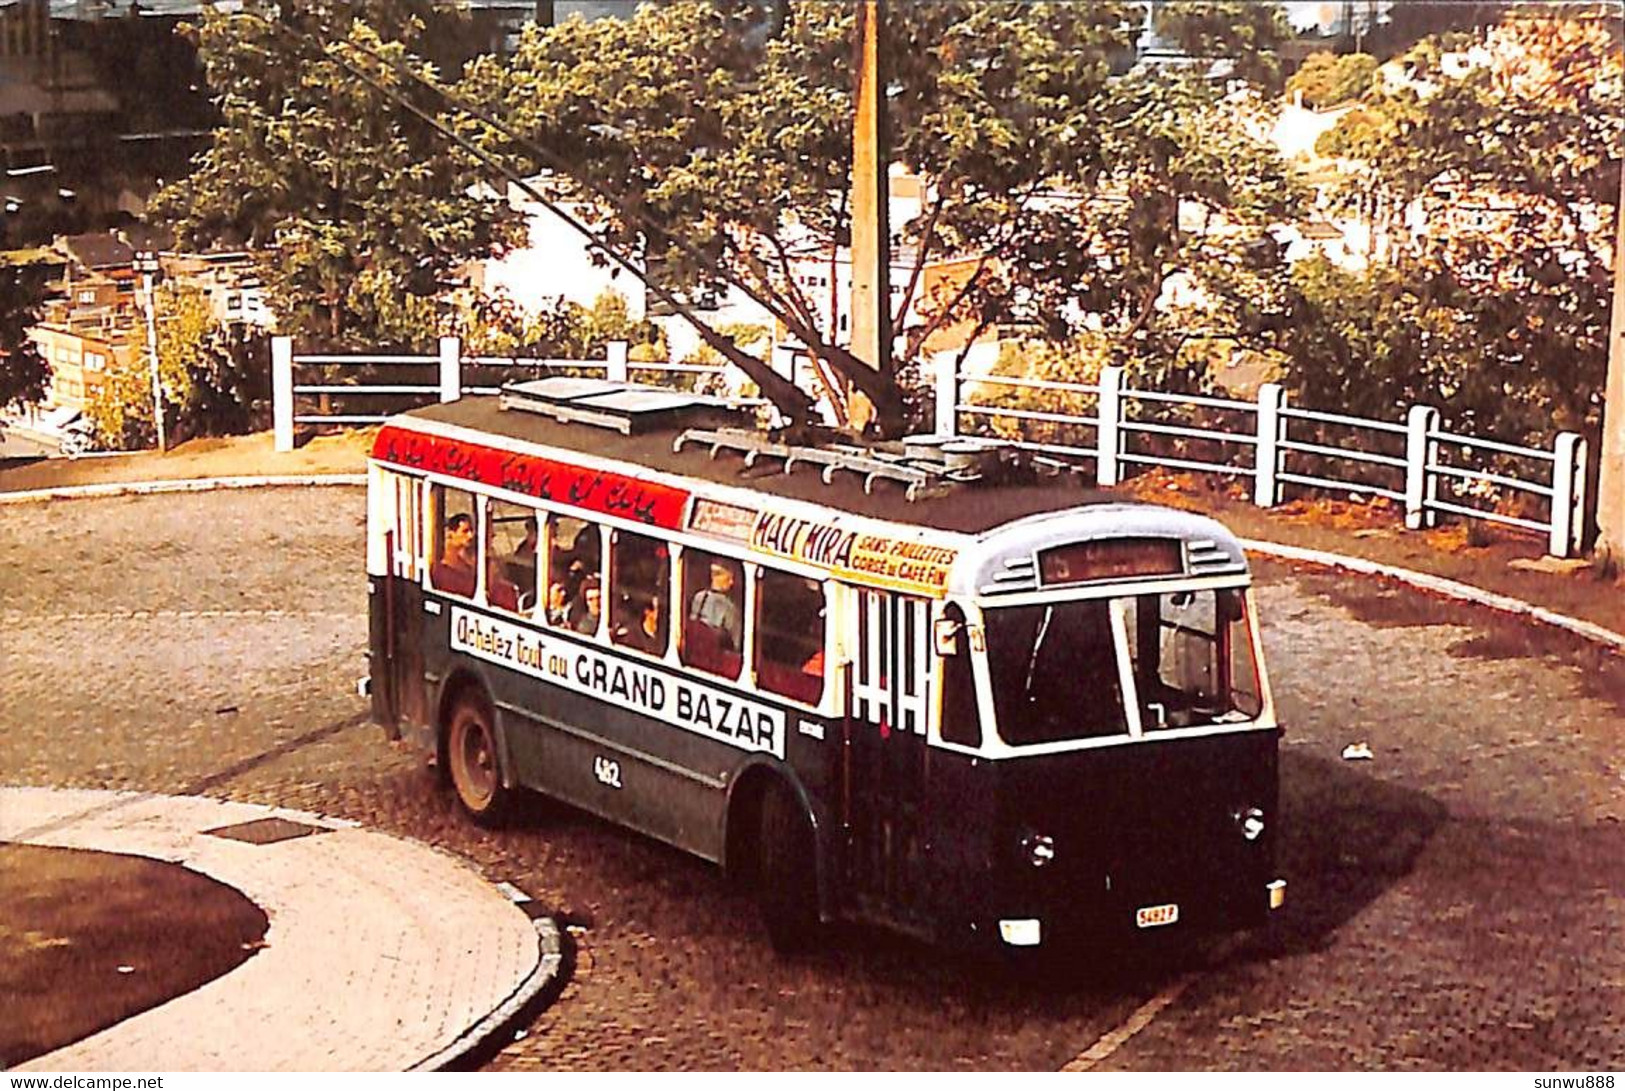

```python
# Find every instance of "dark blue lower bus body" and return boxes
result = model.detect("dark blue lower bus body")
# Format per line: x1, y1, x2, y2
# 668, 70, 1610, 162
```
370, 579, 1280, 954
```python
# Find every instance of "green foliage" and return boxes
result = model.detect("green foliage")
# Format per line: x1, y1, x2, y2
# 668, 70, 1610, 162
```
458, 288, 663, 360
88, 284, 269, 449
1287, 51, 1378, 109
153, 0, 523, 351
0, 264, 50, 411
462, 0, 1301, 433
1291, 12, 1621, 443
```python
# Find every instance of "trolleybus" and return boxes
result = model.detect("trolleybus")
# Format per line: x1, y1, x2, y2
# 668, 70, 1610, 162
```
363, 379, 1286, 952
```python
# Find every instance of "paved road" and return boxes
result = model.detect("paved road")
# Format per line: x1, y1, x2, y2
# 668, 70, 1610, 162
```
2, 488, 1622, 1070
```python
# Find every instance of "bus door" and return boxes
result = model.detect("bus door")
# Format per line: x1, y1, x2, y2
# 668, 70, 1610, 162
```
378, 474, 428, 731
843, 589, 934, 926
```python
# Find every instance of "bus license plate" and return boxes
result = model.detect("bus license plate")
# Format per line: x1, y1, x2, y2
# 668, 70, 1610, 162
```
1136, 903, 1179, 929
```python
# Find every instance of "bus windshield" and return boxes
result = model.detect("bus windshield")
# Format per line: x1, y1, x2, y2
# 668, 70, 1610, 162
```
984, 588, 1262, 746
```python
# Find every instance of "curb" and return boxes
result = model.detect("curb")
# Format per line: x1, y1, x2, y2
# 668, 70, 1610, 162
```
412, 914, 569, 1072
0, 473, 366, 505
1242, 538, 1625, 652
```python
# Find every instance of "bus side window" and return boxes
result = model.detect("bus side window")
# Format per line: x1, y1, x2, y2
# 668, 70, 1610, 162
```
611, 530, 670, 657
680, 550, 744, 681
938, 603, 981, 747
485, 500, 536, 616
755, 569, 824, 705
548, 515, 603, 636
429, 486, 477, 599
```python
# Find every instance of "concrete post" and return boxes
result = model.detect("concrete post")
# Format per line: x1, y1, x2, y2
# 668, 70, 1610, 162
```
1405, 404, 1441, 530
933, 353, 958, 437
438, 337, 461, 403
1550, 432, 1587, 558
1097, 366, 1124, 487
1254, 382, 1285, 508
606, 340, 629, 383
272, 336, 295, 453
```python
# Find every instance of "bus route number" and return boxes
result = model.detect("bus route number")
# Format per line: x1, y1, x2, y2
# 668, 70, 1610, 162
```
593, 755, 623, 790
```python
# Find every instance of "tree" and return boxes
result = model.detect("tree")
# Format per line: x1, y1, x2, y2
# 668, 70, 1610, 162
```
87, 283, 268, 449
1296, 11, 1622, 443
457, 0, 1303, 436
1287, 51, 1378, 109
151, 0, 524, 351
0, 263, 50, 412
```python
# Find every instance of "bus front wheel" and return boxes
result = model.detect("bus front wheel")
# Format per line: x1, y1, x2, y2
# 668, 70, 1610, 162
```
757, 781, 819, 954
446, 691, 513, 827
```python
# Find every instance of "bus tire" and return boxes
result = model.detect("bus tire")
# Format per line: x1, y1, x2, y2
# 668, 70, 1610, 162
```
446, 690, 513, 827
756, 781, 819, 954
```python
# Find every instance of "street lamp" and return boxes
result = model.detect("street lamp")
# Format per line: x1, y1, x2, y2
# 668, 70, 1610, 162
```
134, 249, 165, 452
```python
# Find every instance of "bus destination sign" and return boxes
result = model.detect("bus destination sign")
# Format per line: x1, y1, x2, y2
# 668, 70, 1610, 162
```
749, 512, 957, 596
374, 425, 690, 528
450, 606, 785, 759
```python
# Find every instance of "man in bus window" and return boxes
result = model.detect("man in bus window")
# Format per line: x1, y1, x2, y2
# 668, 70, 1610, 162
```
545, 581, 570, 626
570, 576, 602, 635
618, 595, 664, 655
431, 513, 476, 597
689, 561, 742, 650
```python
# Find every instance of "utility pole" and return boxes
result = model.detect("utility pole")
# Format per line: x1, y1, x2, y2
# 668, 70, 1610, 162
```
847, 0, 890, 434
134, 249, 166, 453
1595, 160, 1625, 565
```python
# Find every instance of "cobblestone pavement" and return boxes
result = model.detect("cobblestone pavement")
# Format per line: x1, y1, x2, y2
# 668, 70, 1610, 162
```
2, 488, 1623, 1070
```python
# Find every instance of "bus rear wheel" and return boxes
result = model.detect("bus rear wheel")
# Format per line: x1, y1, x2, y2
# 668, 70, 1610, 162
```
756, 781, 819, 954
446, 691, 513, 827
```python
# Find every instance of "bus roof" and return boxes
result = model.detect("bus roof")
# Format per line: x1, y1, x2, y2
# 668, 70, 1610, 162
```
398, 396, 1128, 536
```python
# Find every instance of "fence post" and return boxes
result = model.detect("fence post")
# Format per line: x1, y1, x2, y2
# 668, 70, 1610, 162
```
1254, 382, 1285, 508
933, 353, 959, 437
1549, 432, 1587, 558
272, 336, 294, 453
1097, 366, 1124, 487
438, 337, 462, 402
1405, 405, 1440, 529
606, 340, 629, 383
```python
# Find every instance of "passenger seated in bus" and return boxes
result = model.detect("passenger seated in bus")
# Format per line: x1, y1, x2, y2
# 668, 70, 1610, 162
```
504, 516, 539, 593
545, 581, 570, 626
615, 595, 664, 655
431, 513, 477, 597
515, 517, 539, 560
569, 576, 602, 635
483, 521, 524, 612
689, 562, 742, 650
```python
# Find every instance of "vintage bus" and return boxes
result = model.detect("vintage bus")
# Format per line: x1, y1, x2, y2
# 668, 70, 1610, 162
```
363, 380, 1285, 953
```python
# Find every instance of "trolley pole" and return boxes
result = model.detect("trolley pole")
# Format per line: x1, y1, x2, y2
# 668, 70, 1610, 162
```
135, 250, 166, 453
1595, 160, 1625, 568
847, 0, 890, 434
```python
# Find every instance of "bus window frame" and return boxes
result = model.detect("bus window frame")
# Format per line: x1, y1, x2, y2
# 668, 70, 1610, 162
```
609, 526, 674, 661
751, 565, 829, 711
972, 577, 1269, 757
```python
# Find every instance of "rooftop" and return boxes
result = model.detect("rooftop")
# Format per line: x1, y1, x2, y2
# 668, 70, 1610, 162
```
404, 390, 1124, 536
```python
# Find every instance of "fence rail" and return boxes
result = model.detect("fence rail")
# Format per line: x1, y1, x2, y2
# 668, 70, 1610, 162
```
271, 336, 725, 438
942, 364, 1588, 558
272, 337, 1590, 559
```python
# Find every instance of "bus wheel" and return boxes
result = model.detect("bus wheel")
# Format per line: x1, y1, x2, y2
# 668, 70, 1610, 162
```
757, 781, 819, 954
446, 691, 512, 827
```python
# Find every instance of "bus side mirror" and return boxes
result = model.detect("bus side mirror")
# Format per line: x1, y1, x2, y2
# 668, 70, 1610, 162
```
933, 618, 961, 656
1218, 589, 1245, 623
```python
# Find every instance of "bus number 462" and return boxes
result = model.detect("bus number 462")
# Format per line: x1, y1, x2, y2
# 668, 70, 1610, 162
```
594, 756, 623, 789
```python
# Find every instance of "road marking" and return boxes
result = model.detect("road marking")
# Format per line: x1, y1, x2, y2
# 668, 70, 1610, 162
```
1061, 974, 1193, 1072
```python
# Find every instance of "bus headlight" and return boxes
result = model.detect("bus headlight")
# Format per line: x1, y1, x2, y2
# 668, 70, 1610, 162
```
1022, 832, 1056, 868
1235, 806, 1266, 842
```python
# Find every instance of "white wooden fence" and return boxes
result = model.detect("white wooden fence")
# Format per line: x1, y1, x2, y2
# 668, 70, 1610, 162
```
934, 356, 1588, 559
271, 336, 1590, 558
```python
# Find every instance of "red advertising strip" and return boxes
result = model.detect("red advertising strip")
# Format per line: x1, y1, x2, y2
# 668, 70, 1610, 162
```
373, 424, 691, 529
